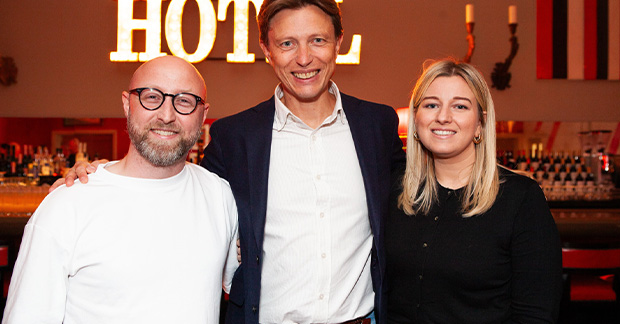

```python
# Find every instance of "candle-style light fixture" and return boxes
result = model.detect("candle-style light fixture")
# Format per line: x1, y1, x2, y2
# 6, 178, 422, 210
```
463, 4, 475, 63
491, 5, 519, 90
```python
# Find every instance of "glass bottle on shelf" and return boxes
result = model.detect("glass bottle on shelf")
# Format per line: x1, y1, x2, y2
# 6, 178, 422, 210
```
40, 147, 52, 177
53, 148, 66, 177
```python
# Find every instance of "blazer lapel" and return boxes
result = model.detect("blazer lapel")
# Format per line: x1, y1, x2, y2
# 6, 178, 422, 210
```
245, 97, 276, 251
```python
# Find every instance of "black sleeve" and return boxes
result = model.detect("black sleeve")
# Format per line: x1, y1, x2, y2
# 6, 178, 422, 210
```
510, 181, 563, 323
200, 121, 228, 181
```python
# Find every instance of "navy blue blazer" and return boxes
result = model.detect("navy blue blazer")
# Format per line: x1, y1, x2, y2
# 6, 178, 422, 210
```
201, 93, 405, 324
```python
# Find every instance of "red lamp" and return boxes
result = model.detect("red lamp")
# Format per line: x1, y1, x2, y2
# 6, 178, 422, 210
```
395, 107, 409, 136
395, 107, 409, 150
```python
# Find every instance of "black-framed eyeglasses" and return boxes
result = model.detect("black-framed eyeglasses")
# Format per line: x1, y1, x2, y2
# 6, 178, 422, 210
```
128, 87, 204, 115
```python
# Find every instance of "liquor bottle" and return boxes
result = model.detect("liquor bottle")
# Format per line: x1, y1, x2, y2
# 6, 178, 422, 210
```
535, 164, 546, 181
8, 144, 17, 177
505, 151, 517, 170
32, 147, 41, 180
22, 144, 31, 177
529, 147, 540, 171
542, 167, 551, 186
53, 148, 66, 176
40, 147, 52, 176
575, 172, 585, 187
553, 171, 563, 186
553, 151, 563, 171
196, 138, 204, 164
15, 153, 25, 177
517, 150, 528, 171
0, 150, 7, 176
573, 151, 581, 165
559, 161, 569, 183
542, 152, 551, 170
187, 142, 199, 164
568, 163, 578, 184
496, 150, 505, 166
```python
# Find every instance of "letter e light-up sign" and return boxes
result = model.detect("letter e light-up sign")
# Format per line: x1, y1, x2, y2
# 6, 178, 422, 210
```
110, 0, 361, 64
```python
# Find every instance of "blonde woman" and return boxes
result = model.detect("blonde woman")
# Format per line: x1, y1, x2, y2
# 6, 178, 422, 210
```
385, 59, 562, 324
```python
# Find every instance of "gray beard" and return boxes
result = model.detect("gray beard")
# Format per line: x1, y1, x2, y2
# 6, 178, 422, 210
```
127, 114, 201, 167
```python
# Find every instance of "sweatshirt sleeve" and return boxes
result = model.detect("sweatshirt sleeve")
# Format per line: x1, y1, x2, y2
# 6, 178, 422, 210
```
221, 180, 239, 294
3, 222, 70, 324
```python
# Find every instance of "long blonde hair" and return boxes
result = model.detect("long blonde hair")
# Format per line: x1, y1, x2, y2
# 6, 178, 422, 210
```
398, 58, 499, 217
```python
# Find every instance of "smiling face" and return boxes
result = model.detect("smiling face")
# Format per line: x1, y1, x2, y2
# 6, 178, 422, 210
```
122, 56, 208, 167
259, 5, 342, 107
414, 76, 482, 163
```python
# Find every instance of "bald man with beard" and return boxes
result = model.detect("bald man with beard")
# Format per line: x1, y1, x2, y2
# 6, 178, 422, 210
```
2, 56, 239, 324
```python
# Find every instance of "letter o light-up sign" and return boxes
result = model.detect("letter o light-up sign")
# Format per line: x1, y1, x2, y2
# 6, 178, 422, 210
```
110, 0, 361, 64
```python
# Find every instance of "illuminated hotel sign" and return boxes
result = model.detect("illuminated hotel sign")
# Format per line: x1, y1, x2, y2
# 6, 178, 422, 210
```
110, 0, 361, 64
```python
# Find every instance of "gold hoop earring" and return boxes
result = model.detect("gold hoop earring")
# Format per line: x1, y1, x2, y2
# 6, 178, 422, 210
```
473, 134, 483, 144
412, 131, 420, 141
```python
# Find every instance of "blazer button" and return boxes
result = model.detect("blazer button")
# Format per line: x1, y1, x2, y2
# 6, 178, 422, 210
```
256, 256, 259, 264
252, 306, 257, 312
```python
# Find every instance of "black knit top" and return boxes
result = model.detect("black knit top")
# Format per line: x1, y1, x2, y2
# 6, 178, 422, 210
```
386, 167, 563, 324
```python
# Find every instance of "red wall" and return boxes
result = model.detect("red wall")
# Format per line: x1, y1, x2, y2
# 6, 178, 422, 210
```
0, 118, 217, 161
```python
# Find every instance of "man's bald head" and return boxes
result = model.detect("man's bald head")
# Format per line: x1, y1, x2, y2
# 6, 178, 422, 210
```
129, 56, 206, 100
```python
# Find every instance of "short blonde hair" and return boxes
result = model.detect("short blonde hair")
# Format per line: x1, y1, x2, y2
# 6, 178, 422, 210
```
398, 58, 500, 217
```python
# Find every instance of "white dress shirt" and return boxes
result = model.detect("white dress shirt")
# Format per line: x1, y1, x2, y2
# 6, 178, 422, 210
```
259, 82, 374, 324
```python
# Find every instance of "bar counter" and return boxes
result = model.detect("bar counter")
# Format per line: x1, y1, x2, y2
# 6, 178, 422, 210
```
551, 208, 620, 248
2, 208, 620, 247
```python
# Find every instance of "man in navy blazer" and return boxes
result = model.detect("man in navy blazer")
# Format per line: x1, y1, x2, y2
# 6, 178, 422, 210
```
55, 1, 404, 323
201, 1, 405, 323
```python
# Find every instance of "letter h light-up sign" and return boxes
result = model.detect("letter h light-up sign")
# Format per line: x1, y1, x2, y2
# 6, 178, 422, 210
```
110, 0, 362, 64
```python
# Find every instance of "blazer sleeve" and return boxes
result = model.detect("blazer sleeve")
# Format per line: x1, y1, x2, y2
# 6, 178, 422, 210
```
201, 120, 228, 181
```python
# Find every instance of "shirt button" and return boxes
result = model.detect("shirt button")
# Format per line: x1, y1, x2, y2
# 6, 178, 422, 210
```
423, 242, 428, 248
434, 216, 439, 221
316, 175, 321, 180
320, 212, 325, 218
319, 294, 324, 300
321, 253, 326, 258
312, 135, 317, 141
419, 275, 423, 280
416, 303, 420, 308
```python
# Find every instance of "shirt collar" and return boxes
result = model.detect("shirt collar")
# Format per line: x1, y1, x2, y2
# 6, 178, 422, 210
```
273, 81, 345, 131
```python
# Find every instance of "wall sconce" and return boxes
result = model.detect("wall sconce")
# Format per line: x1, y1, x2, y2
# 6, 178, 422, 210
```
0, 56, 18, 86
491, 5, 519, 90
395, 107, 409, 150
463, 4, 475, 63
